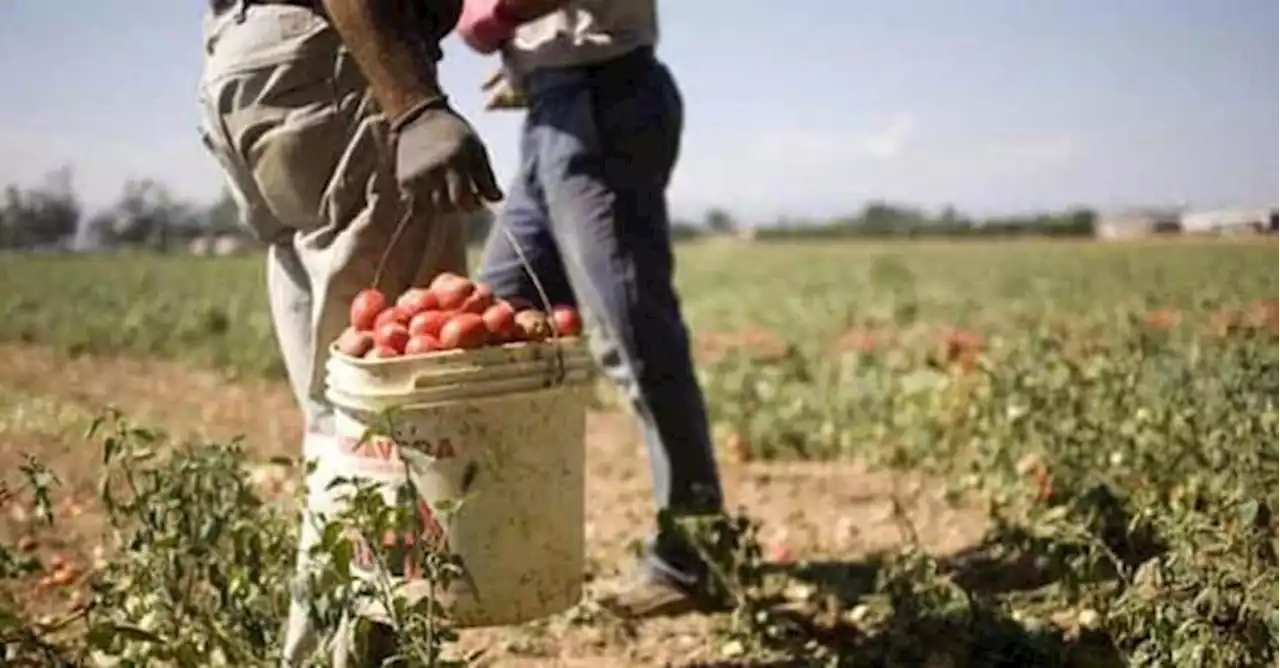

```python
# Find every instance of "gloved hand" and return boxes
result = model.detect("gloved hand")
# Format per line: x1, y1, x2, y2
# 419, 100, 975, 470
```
481, 67, 527, 111
456, 0, 519, 54
393, 98, 504, 213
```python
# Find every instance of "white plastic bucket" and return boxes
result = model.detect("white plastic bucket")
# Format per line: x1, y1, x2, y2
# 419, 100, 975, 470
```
313, 338, 594, 628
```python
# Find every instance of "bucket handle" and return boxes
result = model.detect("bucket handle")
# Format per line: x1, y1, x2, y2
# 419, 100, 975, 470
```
493, 214, 567, 385
373, 197, 568, 387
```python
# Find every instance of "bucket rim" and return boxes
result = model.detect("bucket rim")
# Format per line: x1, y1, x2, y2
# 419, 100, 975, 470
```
325, 364, 595, 398
326, 378, 592, 413
326, 364, 595, 394
328, 336, 587, 368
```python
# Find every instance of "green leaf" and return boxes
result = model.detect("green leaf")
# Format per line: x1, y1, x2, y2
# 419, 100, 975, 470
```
1237, 499, 1260, 525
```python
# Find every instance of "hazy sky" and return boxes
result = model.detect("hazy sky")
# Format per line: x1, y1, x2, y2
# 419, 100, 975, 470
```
0, 1, 1275, 223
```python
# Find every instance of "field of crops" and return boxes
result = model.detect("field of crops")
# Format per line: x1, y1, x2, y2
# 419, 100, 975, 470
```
0, 237, 1276, 667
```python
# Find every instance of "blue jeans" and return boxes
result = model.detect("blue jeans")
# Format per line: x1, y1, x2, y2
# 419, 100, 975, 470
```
478, 47, 724, 587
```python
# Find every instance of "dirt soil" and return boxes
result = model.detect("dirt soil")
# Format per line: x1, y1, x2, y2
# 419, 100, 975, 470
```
0, 343, 988, 666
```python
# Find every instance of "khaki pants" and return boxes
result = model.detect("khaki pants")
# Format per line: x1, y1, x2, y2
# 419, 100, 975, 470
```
197, 4, 466, 665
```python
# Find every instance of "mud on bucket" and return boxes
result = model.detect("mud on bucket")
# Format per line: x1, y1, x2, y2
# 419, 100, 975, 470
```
315, 338, 595, 628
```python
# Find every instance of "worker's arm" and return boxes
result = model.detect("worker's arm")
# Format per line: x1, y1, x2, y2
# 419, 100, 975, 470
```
319, 0, 458, 126
457, 0, 572, 54
318, 0, 502, 212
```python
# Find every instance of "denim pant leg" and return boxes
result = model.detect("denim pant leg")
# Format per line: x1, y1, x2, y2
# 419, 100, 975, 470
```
481, 55, 725, 587
478, 118, 575, 307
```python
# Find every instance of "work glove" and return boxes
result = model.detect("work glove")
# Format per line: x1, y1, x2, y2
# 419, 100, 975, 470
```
481, 67, 528, 111
392, 98, 504, 213
457, 0, 520, 54
320, 0, 501, 212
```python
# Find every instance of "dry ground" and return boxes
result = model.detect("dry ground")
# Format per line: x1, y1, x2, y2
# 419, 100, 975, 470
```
0, 343, 987, 666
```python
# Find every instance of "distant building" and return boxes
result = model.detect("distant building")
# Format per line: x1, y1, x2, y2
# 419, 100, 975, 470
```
213, 234, 248, 256
188, 233, 250, 257
1179, 207, 1277, 236
188, 236, 212, 256
1094, 208, 1182, 240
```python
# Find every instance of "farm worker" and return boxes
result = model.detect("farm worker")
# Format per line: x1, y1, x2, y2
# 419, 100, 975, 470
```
457, 0, 728, 618
197, 0, 501, 664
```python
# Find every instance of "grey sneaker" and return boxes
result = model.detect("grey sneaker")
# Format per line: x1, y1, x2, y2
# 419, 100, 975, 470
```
594, 572, 724, 619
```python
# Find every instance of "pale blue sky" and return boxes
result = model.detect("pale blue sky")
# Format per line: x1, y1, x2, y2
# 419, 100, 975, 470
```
0, 1, 1275, 222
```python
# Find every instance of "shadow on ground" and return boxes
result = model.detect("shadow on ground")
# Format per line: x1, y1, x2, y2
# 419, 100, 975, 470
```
671, 550, 1126, 668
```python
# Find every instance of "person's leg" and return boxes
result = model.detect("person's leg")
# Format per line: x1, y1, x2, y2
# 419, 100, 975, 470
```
525, 53, 724, 615
199, 4, 461, 665
477, 115, 574, 307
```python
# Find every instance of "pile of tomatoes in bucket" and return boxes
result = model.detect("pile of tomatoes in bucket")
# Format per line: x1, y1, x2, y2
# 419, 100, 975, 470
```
336, 272, 583, 359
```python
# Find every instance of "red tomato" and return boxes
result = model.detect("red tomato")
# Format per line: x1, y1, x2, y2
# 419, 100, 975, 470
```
434, 278, 475, 311
767, 545, 794, 563
482, 301, 517, 339
408, 310, 452, 338
459, 284, 495, 314
374, 306, 413, 330
429, 272, 467, 292
396, 288, 439, 315
336, 327, 375, 358
48, 565, 79, 587
350, 289, 387, 331
439, 313, 488, 349
374, 322, 411, 353
551, 305, 583, 336
514, 309, 552, 341
366, 345, 401, 359
404, 334, 443, 356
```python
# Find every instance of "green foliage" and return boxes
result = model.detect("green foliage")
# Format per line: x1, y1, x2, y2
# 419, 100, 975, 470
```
0, 238, 1276, 665
0, 168, 81, 249
0, 412, 470, 667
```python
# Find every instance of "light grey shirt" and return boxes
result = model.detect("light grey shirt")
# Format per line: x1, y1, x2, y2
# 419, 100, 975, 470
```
499, 0, 658, 77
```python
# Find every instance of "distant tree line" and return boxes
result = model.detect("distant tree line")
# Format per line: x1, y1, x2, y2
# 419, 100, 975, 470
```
0, 169, 82, 249
0, 168, 497, 253
0, 168, 249, 252
672, 202, 1097, 241
2, 169, 1100, 253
